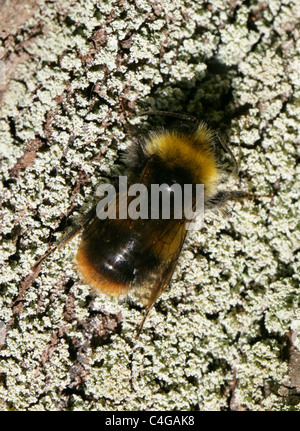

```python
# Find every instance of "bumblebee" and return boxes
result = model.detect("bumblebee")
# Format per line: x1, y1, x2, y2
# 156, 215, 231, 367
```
35, 112, 252, 336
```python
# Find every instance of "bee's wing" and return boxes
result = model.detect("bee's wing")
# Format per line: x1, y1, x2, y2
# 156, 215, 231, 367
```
132, 219, 188, 337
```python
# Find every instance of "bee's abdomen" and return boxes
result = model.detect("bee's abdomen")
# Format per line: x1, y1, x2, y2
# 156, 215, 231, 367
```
76, 225, 160, 296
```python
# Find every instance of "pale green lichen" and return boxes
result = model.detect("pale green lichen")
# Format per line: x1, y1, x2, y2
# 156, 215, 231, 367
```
0, 0, 299, 411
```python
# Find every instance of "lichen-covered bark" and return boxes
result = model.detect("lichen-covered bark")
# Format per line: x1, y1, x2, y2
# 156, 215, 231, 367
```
0, 0, 299, 411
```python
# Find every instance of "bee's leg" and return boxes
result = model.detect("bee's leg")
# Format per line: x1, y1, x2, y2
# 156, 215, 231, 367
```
135, 304, 154, 340
206, 190, 271, 210
215, 135, 239, 176
32, 206, 96, 270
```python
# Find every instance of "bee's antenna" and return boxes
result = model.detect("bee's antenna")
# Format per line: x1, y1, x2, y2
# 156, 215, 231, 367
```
139, 110, 198, 123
